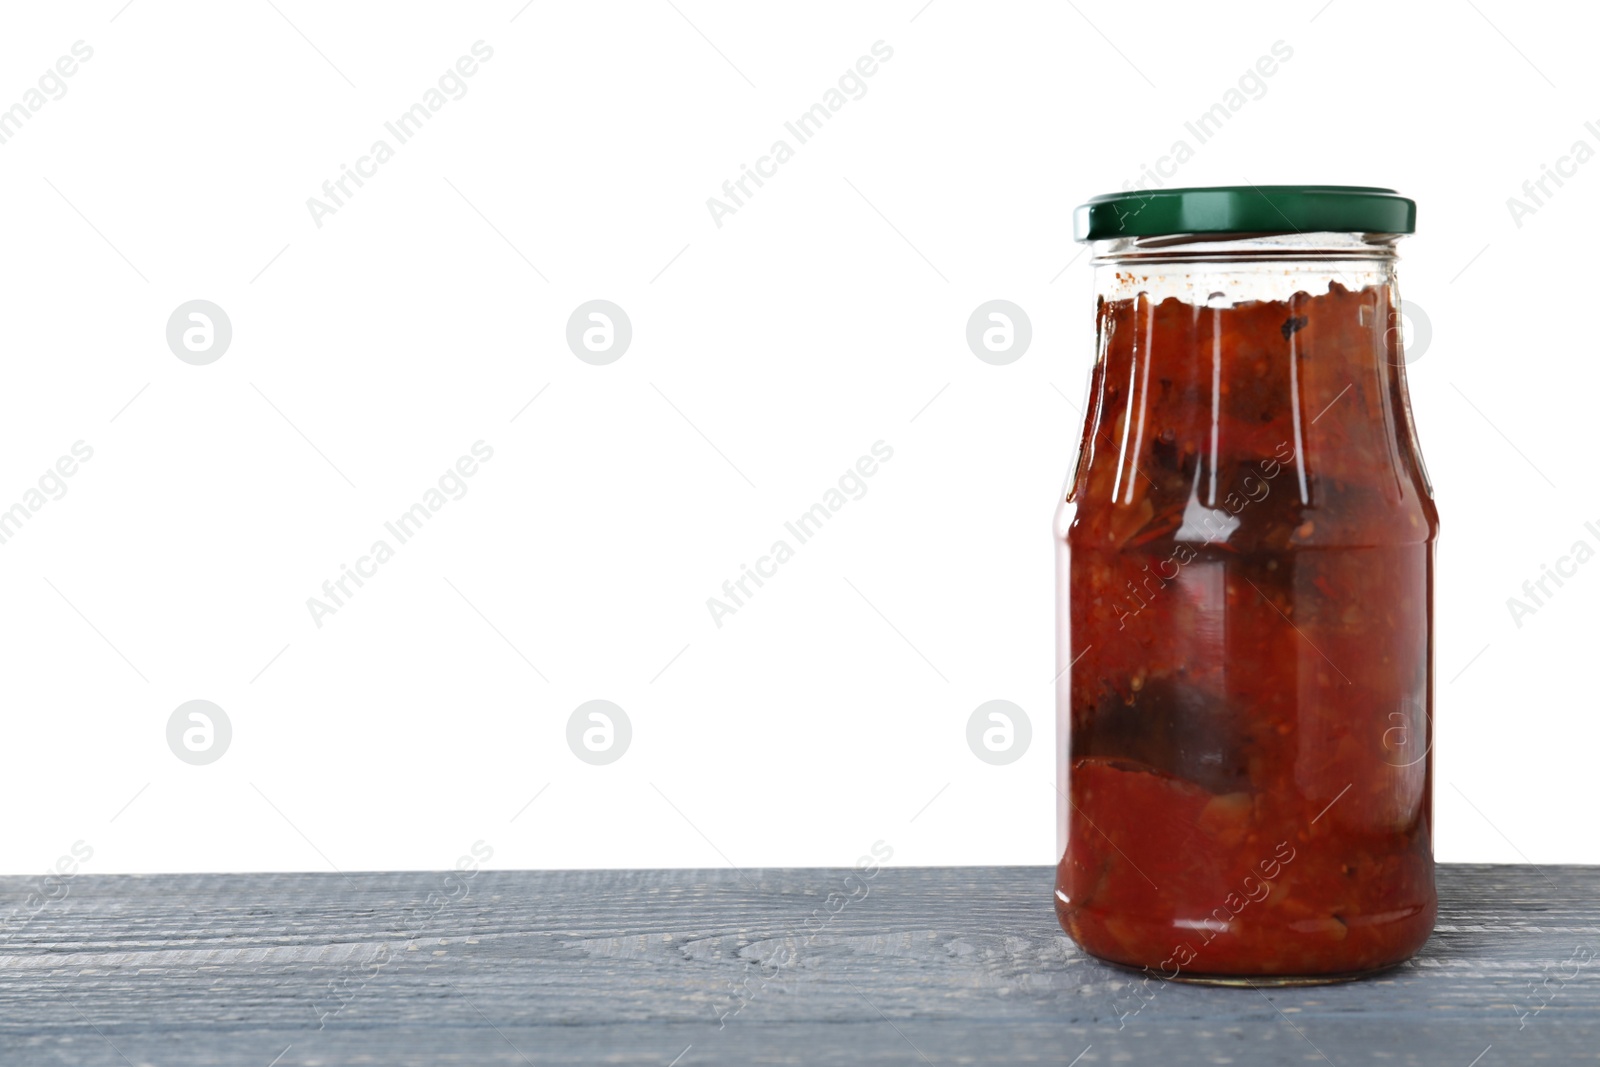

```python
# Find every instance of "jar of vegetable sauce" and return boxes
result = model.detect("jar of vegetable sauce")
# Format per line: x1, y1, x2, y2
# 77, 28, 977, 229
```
1054, 187, 1437, 982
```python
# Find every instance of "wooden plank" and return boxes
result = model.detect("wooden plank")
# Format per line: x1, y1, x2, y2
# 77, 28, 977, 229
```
0, 865, 1595, 1064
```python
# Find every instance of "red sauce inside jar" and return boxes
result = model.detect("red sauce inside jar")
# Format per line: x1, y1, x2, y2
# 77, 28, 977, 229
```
1056, 280, 1437, 979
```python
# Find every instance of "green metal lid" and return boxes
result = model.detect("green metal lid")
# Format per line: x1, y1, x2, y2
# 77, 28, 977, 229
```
1074, 185, 1415, 242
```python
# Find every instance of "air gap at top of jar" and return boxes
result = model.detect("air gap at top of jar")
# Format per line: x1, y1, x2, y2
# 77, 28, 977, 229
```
1054, 186, 1437, 983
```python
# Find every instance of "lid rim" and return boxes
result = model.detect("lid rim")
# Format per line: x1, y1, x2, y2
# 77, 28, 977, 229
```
1074, 185, 1415, 243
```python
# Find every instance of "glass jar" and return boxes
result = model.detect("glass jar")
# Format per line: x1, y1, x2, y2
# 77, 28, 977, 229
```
1053, 187, 1437, 982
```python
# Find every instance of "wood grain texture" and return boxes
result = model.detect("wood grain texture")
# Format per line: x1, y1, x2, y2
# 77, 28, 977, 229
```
0, 865, 1596, 1065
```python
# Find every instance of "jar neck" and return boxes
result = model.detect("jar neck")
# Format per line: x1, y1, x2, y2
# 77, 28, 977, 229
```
1091, 231, 1401, 264
1092, 232, 1399, 311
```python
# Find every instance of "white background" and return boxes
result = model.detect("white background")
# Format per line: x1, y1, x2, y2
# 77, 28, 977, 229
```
0, 0, 1594, 875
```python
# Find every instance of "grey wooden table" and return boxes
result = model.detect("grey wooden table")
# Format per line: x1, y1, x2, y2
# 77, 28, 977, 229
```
0, 865, 1594, 1065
